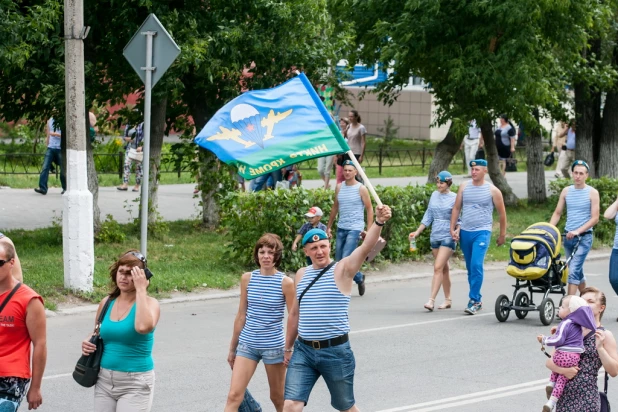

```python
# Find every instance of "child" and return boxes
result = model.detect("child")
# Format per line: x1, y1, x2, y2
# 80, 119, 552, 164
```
286, 164, 302, 188
537, 295, 597, 411
292, 207, 327, 265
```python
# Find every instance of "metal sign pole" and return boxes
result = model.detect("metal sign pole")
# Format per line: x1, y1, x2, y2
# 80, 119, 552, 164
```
140, 30, 156, 257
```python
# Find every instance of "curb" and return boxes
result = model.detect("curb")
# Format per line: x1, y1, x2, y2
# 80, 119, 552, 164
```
50, 252, 613, 318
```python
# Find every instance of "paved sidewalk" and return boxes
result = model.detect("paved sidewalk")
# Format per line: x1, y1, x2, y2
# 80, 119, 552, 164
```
0, 170, 559, 230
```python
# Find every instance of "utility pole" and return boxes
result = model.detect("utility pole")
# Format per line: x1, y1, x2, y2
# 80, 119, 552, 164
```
63, 0, 94, 291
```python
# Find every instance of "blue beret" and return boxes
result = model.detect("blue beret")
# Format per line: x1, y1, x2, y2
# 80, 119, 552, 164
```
437, 171, 453, 182
302, 229, 329, 246
571, 160, 589, 172
470, 159, 487, 167
342, 160, 356, 168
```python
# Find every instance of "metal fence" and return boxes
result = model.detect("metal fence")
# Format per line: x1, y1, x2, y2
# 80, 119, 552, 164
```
0, 146, 536, 177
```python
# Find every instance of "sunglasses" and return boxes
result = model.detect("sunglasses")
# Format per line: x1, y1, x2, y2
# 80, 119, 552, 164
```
125, 251, 154, 280
0, 259, 12, 267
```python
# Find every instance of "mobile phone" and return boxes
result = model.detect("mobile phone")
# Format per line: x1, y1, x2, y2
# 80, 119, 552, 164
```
145, 268, 154, 280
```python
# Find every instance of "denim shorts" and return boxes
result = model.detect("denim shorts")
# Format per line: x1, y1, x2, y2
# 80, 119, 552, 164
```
236, 342, 284, 365
284, 340, 355, 410
430, 238, 456, 250
563, 233, 593, 285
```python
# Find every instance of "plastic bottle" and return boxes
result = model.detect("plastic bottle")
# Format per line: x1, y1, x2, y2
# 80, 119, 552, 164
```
409, 234, 417, 252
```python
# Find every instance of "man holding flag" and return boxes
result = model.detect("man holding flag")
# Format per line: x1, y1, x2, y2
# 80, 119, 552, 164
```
283, 204, 392, 412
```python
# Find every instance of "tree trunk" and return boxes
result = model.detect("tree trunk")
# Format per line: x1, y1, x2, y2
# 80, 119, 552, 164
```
188, 99, 221, 227
85, 110, 101, 233
574, 81, 597, 177
598, 90, 618, 177
426, 122, 458, 183
479, 120, 518, 206
145, 96, 168, 224
525, 112, 546, 204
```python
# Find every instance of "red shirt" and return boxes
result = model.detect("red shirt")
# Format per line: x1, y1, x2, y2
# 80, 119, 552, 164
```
0, 284, 43, 378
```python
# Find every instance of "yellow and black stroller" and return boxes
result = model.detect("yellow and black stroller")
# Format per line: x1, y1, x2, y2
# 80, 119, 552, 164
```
494, 222, 581, 326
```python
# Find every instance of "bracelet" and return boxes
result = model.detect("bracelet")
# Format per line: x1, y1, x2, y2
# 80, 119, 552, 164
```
284, 349, 294, 353
374, 220, 385, 227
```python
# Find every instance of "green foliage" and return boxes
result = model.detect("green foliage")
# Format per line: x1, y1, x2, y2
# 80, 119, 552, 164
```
95, 214, 126, 244
376, 116, 399, 151
549, 177, 618, 244
219, 184, 444, 271
219, 187, 336, 272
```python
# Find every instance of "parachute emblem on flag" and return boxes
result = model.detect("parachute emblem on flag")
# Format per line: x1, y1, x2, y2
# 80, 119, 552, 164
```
206, 103, 293, 149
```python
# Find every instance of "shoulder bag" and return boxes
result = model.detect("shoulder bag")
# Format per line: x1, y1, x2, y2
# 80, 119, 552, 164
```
72, 298, 112, 388
298, 261, 335, 305
127, 148, 143, 162
0, 282, 22, 313
600, 371, 611, 412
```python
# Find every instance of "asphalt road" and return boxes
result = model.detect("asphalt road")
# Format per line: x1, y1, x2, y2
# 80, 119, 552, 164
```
27, 257, 617, 411
1, 171, 558, 230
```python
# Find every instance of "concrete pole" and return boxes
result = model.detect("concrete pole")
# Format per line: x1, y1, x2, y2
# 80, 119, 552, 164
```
63, 0, 94, 291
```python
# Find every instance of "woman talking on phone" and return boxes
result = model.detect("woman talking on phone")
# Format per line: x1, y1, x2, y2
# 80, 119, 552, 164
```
81, 250, 160, 412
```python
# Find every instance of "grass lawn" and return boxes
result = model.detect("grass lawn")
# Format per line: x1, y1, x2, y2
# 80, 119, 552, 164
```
5, 221, 245, 309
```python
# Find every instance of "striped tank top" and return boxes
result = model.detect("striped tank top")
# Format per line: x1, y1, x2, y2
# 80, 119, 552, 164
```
238, 270, 286, 349
337, 182, 365, 231
613, 215, 618, 249
565, 185, 592, 232
421, 191, 458, 242
461, 182, 493, 232
297, 262, 351, 340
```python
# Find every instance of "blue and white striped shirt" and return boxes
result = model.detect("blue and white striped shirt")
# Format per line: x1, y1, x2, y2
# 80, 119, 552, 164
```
565, 185, 592, 233
238, 270, 286, 349
297, 262, 350, 340
337, 182, 365, 231
613, 215, 618, 250
421, 191, 458, 242
460, 182, 494, 232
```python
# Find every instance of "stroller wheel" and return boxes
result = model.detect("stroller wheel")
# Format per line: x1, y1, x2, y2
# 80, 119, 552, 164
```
495, 294, 511, 322
514, 292, 530, 319
539, 297, 555, 326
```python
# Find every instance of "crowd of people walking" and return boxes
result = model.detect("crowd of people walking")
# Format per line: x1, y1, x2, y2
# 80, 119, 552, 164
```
7, 109, 618, 412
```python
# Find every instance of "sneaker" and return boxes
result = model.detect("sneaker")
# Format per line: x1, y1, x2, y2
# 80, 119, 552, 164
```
34, 188, 47, 195
464, 299, 474, 313
465, 302, 482, 315
358, 274, 366, 296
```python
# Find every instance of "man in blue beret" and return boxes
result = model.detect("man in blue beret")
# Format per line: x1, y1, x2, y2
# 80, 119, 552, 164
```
327, 160, 373, 296
550, 160, 599, 295
283, 204, 392, 412
450, 159, 507, 315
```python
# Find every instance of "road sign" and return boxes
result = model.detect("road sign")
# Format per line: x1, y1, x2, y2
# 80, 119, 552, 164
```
123, 14, 180, 88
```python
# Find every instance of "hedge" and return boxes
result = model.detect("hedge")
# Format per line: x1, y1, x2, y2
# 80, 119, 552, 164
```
218, 184, 440, 272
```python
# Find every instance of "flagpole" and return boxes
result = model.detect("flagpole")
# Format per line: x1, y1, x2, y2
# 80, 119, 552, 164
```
347, 150, 383, 207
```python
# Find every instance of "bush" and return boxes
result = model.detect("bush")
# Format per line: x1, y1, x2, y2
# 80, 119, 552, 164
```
95, 215, 126, 243
219, 184, 441, 272
548, 177, 618, 244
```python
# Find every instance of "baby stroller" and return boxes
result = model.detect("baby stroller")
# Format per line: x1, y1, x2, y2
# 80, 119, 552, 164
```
494, 222, 581, 326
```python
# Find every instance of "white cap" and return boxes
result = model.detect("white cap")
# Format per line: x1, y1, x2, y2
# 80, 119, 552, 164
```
305, 207, 323, 217
568, 295, 589, 312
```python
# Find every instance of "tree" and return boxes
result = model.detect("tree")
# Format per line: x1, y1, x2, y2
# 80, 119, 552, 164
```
0, 0, 105, 231
83, 0, 350, 226
333, 0, 604, 204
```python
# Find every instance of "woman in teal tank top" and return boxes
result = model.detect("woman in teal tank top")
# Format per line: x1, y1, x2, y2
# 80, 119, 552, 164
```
81, 250, 160, 412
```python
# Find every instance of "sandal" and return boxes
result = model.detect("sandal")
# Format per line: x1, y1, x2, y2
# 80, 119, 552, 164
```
423, 298, 435, 312
438, 298, 452, 310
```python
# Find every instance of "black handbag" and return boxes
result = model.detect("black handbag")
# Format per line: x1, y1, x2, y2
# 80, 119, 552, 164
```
72, 298, 112, 387
544, 152, 555, 167
600, 372, 611, 412
506, 155, 518, 172
475, 148, 485, 160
